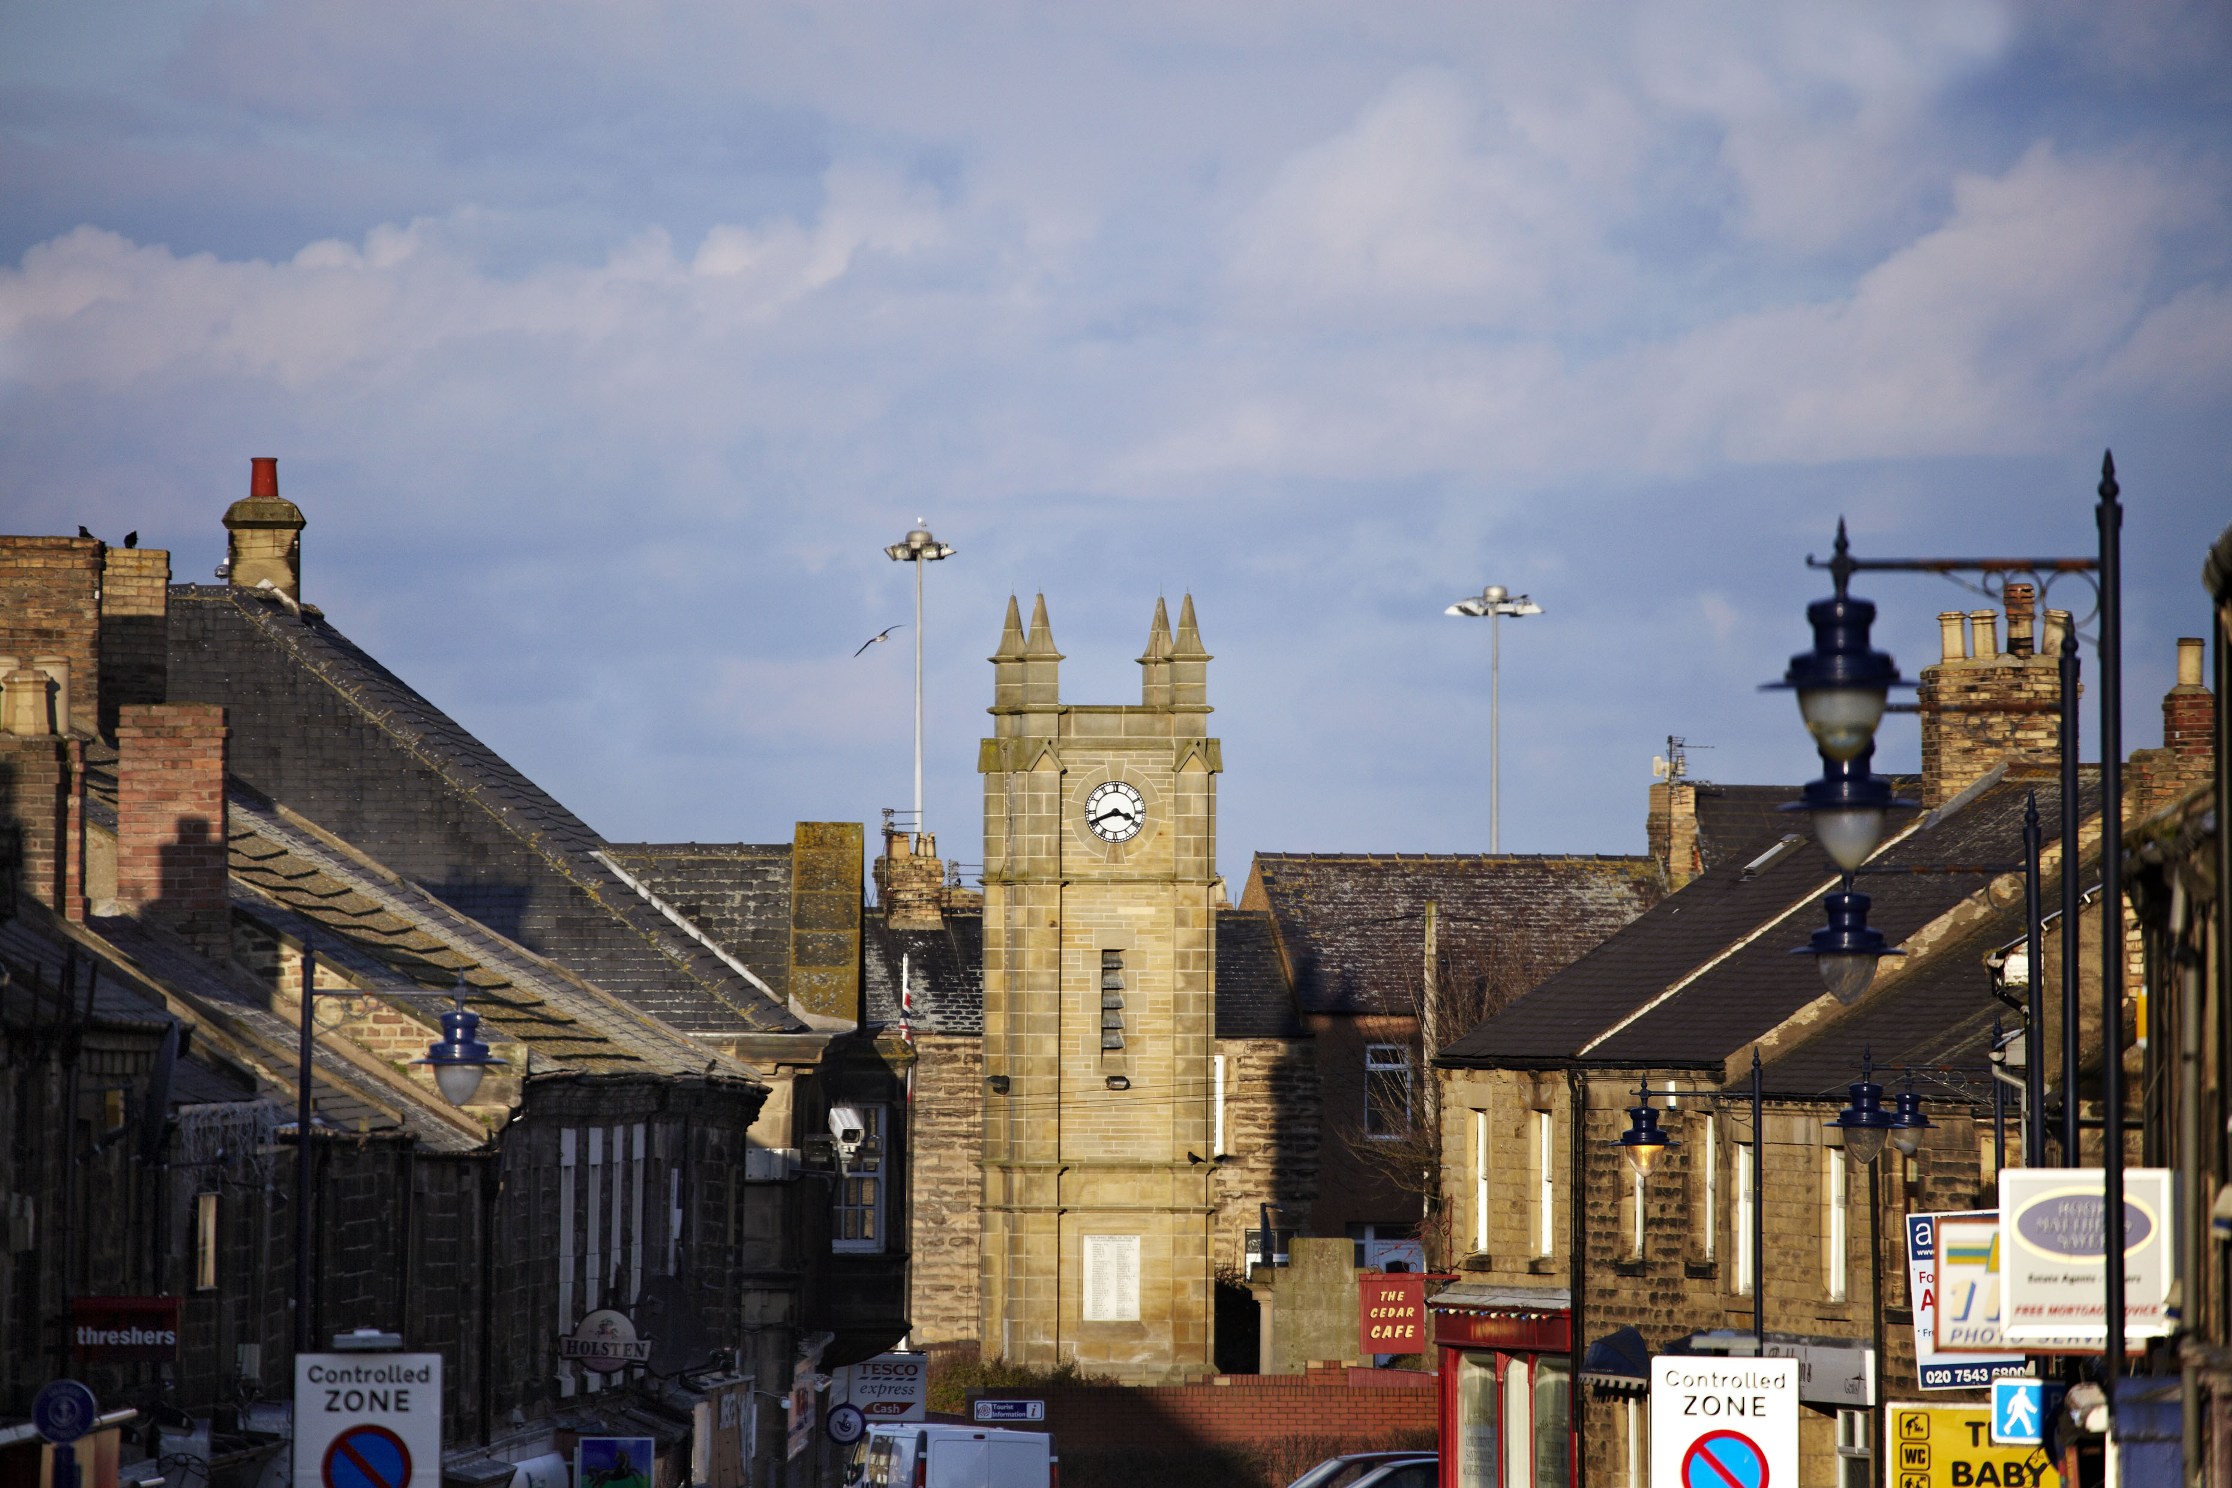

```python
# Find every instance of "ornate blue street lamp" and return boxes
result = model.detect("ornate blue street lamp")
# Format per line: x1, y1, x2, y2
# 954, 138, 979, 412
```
1888, 1083, 1935, 1158
1826, 1055, 1894, 1166
1615, 1084, 1679, 1177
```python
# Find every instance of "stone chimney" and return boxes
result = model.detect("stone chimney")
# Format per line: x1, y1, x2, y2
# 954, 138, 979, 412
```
1646, 775, 1702, 890
2128, 638, 2214, 817
0, 670, 69, 915
1916, 589, 2064, 807
115, 703, 231, 957
788, 821, 863, 1023
223, 457, 306, 602
874, 820, 948, 932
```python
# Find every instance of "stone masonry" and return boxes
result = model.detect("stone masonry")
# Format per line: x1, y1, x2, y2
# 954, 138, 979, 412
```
978, 593, 1220, 1382
1916, 594, 2071, 808
908, 1032, 986, 1342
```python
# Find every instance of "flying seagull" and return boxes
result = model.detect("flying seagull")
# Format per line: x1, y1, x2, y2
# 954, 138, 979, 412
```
854, 624, 904, 657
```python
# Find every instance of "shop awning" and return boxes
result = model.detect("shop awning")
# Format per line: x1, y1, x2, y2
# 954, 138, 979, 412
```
1426, 1282, 1570, 1316
1578, 1326, 1650, 1395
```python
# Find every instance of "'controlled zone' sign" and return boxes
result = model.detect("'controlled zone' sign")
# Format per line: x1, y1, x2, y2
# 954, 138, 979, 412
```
294, 1354, 442, 1488
1650, 1358, 1796, 1488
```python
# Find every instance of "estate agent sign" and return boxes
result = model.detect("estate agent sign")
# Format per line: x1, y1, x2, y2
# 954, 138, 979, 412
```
1905, 1214, 2027, 1389
1999, 1169, 2172, 1345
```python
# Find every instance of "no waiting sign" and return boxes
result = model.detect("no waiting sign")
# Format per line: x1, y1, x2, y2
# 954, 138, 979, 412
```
1650, 1358, 1797, 1488
295, 1354, 442, 1488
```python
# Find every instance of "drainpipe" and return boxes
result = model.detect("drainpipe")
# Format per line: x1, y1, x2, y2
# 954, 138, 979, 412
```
1568, 1068, 1587, 1488
2174, 877, 2200, 1487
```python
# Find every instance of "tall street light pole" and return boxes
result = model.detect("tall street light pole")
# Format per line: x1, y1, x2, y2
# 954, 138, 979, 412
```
885, 522, 955, 834
1445, 585, 1542, 852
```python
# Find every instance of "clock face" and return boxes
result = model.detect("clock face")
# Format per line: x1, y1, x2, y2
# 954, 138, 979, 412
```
1084, 780, 1146, 842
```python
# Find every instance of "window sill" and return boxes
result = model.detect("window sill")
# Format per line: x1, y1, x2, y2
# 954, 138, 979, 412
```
1459, 1253, 1495, 1273
1611, 1258, 1647, 1278
1684, 1260, 1718, 1281
1526, 1256, 1558, 1275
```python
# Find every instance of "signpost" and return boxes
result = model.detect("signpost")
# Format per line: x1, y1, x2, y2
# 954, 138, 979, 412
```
1649, 1358, 1796, 1488
1991, 1380, 2060, 1448
293, 1353, 442, 1488
1906, 1214, 2028, 1389
1887, 1402, 2059, 1488
835, 1352, 928, 1423
1999, 1168, 2173, 1345
33, 1380, 99, 1488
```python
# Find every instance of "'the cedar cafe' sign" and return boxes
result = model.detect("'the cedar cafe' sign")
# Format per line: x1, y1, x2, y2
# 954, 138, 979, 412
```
1359, 1274, 1427, 1353
72, 1297, 182, 1362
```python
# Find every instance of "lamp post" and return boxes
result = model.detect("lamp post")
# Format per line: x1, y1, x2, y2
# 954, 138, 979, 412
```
293, 944, 502, 1353
1616, 1083, 1679, 1177
885, 522, 956, 834
1445, 584, 1542, 852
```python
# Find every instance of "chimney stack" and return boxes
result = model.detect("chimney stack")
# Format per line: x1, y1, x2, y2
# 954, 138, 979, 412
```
2129, 638, 2216, 816
115, 703, 232, 958
1917, 590, 2061, 807
2003, 583, 2036, 657
223, 457, 306, 603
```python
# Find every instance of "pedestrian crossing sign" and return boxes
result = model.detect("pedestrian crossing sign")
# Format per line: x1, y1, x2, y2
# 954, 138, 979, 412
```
1991, 1380, 2043, 1447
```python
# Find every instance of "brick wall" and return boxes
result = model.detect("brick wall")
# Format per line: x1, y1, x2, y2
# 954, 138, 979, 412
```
1917, 608, 2062, 808
0, 535, 102, 735
908, 1033, 984, 1342
115, 703, 229, 950
1022, 1368, 1435, 1456
98, 547, 170, 734
0, 736, 67, 911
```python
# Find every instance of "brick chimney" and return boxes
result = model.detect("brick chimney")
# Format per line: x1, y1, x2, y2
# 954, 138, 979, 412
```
99, 544, 171, 733
0, 672, 68, 914
2129, 638, 2214, 817
1647, 777, 1702, 890
788, 821, 863, 1023
115, 703, 231, 956
1916, 590, 2065, 807
223, 457, 306, 602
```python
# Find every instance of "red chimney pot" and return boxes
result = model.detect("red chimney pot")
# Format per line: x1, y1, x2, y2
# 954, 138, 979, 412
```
250, 457, 279, 499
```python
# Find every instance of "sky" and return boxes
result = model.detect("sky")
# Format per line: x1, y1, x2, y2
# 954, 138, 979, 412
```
4, 1, 2229, 885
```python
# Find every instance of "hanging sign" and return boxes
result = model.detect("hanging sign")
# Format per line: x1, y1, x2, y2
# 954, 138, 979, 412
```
1904, 1214, 2028, 1389
1998, 1169, 2173, 1345
835, 1352, 927, 1422
1358, 1272, 1427, 1353
560, 1309, 652, 1374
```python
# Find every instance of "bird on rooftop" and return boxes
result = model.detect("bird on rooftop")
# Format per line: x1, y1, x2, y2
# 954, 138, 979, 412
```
854, 624, 904, 657
77, 526, 95, 540
123, 531, 138, 548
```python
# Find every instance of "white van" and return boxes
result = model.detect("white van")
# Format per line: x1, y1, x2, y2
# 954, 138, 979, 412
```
848, 1423, 1057, 1488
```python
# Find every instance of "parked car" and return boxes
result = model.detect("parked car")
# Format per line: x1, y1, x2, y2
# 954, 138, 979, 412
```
849, 1423, 1058, 1488
1285, 1452, 1436, 1488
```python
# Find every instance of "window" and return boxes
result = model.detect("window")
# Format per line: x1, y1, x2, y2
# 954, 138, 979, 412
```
1628, 1167, 1645, 1259
1457, 1354, 1499, 1488
1733, 1141, 1753, 1295
1213, 1055, 1227, 1156
1824, 1145, 1848, 1301
1623, 1397, 1644, 1488
1099, 950, 1127, 1052
1533, 1109, 1555, 1257
1531, 1357, 1571, 1488
194, 1191, 219, 1290
1365, 1044, 1411, 1137
1697, 1117, 1717, 1261
1472, 1109, 1490, 1254
832, 1105, 888, 1253
1836, 1409, 1873, 1488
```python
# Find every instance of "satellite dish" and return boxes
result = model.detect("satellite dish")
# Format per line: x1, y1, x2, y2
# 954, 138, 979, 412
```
139, 1022, 179, 1165
1651, 756, 1670, 780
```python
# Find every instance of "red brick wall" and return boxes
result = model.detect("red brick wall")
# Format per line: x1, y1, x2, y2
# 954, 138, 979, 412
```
1022, 1367, 1436, 1455
0, 736, 68, 910
99, 547, 171, 734
115, 703, 230, 925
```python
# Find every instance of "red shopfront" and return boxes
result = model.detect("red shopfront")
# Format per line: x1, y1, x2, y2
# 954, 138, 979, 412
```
1430, 1285, 1573, 1488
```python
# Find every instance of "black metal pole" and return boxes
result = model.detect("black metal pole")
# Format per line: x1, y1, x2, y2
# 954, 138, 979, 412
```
2023, 792, 2045, 1168
295, 941, 316, 1356
2060, 624, 2082, 1168
2097, 452, 2126, 1381
1752, 1047, 1765, 1350
1994, 1067, 2007, 1175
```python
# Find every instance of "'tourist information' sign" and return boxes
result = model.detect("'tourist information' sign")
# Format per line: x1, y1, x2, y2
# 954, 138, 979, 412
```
1649, 1358, 1797, 1488
294, 1354, 442, 1488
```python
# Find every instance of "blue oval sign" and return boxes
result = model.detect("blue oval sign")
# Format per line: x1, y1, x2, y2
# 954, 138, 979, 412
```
2012, 1191, 2153, 1259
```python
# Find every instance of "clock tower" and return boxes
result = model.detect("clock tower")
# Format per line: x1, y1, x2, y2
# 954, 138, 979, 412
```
977, 593, 1220, 1381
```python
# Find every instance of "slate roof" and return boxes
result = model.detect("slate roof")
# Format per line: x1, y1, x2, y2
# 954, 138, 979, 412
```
1441, 770, 2097, 1072
164, 585, 799, 1035
862, 912, 984, 1035
601, 844, 794, 1006
1692, 785, 1805, 870
1214, 909, 1302, 1039
225, 792, 759, 1081
1240, 853, 1664, 1019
